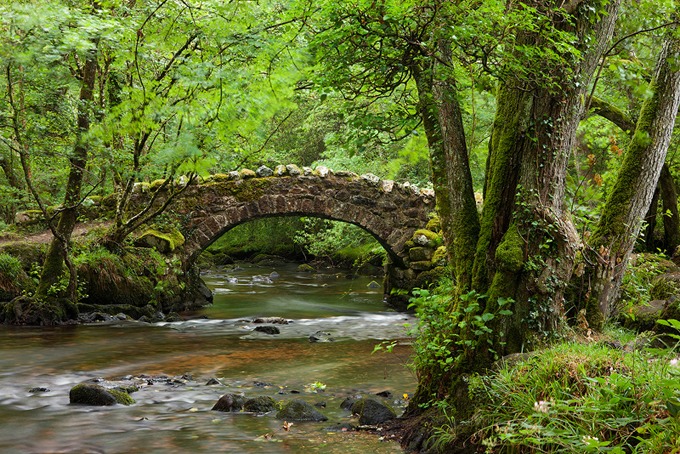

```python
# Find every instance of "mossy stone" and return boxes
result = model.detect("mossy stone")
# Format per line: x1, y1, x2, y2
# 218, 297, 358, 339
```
409, 247, 433, 262
244, 396, 277, 413
412, 229, 442, 247
149, 179, 166, 190
134, 228, 185, 253
276, 399, 328, 421
350, 398, 396, 425
650, 273, 680, 300
239, 169, 256, 179
425, 216, 441, 233
69, 383, 134, 406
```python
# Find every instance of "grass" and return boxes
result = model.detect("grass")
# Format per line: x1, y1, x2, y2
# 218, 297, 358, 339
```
459, 329, 680, 453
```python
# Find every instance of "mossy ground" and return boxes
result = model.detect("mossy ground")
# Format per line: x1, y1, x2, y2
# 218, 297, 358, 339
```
403, 325, 680, 453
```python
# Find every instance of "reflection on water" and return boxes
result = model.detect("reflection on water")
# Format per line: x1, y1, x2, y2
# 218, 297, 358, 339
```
0, 263, 416, 453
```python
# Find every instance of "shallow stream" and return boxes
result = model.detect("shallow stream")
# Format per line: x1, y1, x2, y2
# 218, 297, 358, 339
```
0, 263, 416, 453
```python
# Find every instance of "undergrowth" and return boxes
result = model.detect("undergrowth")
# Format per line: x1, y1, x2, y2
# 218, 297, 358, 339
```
459, 331, 680, 453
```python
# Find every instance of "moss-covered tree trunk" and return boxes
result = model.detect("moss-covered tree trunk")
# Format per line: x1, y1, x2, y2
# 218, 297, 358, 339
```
411, 41, 480, 292
403, 0, 620, 436
578, 32, 680, 329
33, 48, 98, 320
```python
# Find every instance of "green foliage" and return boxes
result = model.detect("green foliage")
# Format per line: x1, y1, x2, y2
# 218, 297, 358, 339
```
206, 217, 305, 259
618, 253, 675, 317
407, 279, 514, 387
466, 338, 680, 453
0, 253, 22, 281
293, 218, 384, 265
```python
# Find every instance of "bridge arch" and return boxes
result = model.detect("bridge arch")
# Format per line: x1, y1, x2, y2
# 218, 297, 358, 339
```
132, 166, 439, 307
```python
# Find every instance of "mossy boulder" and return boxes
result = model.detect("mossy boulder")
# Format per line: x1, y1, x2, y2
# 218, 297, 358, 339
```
621, 299, 667, 332
0, 242, 45, 272
134, 228, 185, 253
650, 272, 680, 300
276, 399, 328, 421
244, 396, 277, 413
350, 398, 396, 425
69, 383, 134, 406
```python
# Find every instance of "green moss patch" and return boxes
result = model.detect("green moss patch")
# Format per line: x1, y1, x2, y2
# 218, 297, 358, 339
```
134, 228, 185, 253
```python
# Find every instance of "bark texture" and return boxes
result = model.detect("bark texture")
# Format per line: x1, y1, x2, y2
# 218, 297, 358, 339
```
580, 32, 680, 328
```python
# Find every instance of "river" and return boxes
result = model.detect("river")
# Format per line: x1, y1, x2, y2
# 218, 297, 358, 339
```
0, 262, 417, 453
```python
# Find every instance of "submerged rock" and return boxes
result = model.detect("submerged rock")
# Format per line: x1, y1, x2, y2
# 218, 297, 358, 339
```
69, 383, 134, 406
350, 398, 396, 425
253, 317, 288, 325
212, 393, 246, 412
276, 399, 328, 421
254, 325, 280, 335
309, 331, 334, 343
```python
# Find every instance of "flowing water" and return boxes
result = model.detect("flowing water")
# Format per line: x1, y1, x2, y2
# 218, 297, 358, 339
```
0, 262, 417, 453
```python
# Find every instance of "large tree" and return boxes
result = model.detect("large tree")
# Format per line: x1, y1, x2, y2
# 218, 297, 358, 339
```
311, 0, 680, 448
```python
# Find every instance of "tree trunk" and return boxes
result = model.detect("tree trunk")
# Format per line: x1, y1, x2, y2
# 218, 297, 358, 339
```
404, 0, 621, 421
410, 43, 480, 291
580, 32, 680, 329
643, 188, 660, 252
35, 50, 98, 307
659, 163, 680, 254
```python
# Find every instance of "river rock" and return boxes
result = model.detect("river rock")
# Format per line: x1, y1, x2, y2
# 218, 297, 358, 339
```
205, 378, 222, 386
350, 398, 396, 425
309, 331, 334, 342
367, 280, 381, 289
212, 393, 246, 412
340, 396, 359, 411
244, 396, 277, 413
254, 325, 280, 335
253, 317, 288, 324
29, 387, 50, 393
276, 399, 328, 421
69, 383, 134, 406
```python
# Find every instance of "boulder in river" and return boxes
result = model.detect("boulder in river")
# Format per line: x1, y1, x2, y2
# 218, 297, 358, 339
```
254, 325, 280, 335
276, 399, 328, 421
350, 398, 396, 425
253, 317, 288, 324
212, 393, 246, 412
244, 396, 277, 414
69, 383, 134, 406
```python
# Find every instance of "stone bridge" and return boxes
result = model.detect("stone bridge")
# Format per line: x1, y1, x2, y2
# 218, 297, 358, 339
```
132, 165, 443, 307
